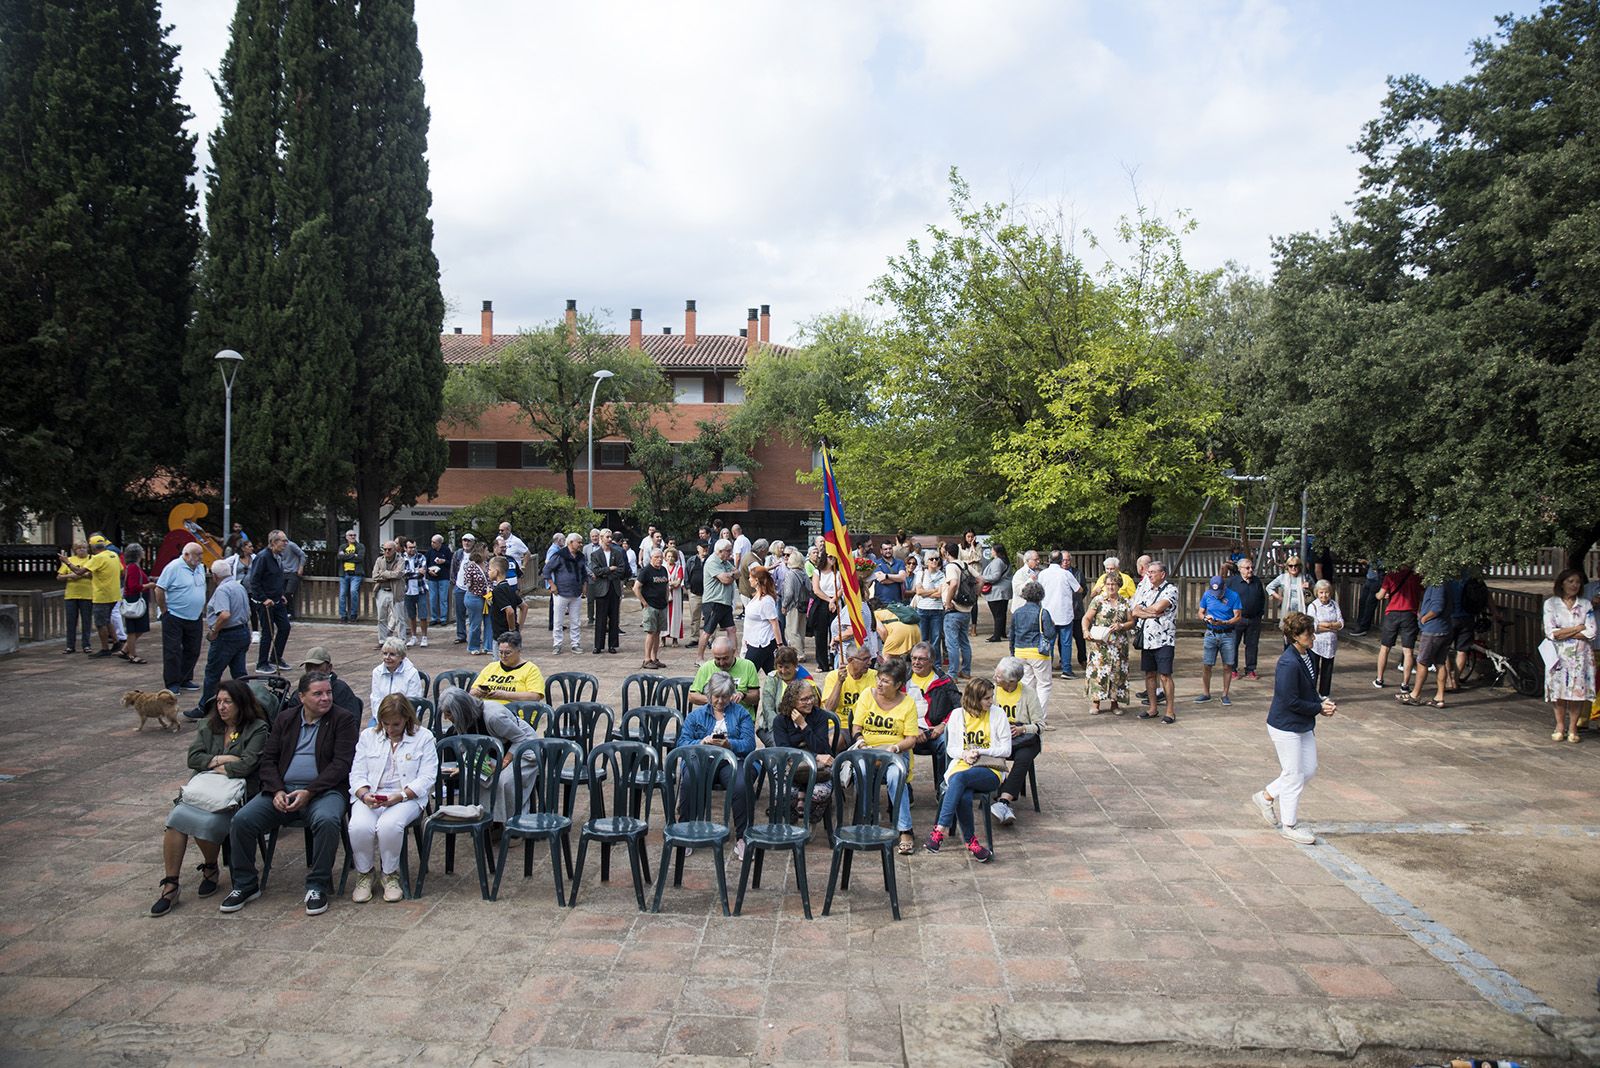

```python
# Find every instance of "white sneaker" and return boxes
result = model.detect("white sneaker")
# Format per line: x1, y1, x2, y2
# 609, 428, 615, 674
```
990, 800, 1016, 826
1279, 824, 1315, 845
1251, 791, 1278, 828
250, 631, 260, 645
382, 872, 403, 902
351, 870, 374, 903
405, 637, 417, 647
419, 637, 428, 648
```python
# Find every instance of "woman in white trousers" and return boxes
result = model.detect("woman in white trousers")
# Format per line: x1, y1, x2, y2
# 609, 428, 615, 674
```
1253, 611, 1336, 844
348, 694, 437, 902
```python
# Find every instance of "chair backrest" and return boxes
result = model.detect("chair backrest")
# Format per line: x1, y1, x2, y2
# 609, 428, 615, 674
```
506, 737, 580, 819
585, 740, 658, 823
544, 701, 614, 757
822, 710, 843, 755
743, 746, 817, 830
620, 672, 667, 713
415, 669, 432, 697
413, 697, 438, 736
833, 749, 907, 829
506, 700, 552, 733
432, 669, 477, 704
434, 733, 506, 812
618, 705, 682, 755
661, 676, 695, 712
546, 671, 599, 704
662, 744, 737, 826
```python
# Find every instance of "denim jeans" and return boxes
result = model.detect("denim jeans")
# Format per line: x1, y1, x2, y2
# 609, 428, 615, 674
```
454, 587, 468, 641
1048, 612, 1074, 672
883, 758, 914, 832
338, 574, 362, 621
941, 610, 972, 676
65, 599, 92, 651
464, 593, 486, 652
198, 625, 250, 714
937, 767, 1000, 842
427, 578, 451, 624
917, 608, 945, 663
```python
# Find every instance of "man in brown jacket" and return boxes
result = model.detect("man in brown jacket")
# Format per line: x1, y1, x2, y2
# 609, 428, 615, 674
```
220, 673, 358, 916
371, 540, 406, 647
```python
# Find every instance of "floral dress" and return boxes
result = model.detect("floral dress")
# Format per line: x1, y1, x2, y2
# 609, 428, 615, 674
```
1083, 595, 1131, 705
1541, 596, 1596, 702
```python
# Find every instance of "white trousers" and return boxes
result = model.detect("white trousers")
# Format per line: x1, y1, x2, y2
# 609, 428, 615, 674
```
1021, 656, 1053, 723
552, 594, 583, 649
347, 799, 424, 874
1265, 725, 1318, 827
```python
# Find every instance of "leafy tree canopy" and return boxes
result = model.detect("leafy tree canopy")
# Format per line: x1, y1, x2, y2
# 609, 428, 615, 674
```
623, 414, 757, 542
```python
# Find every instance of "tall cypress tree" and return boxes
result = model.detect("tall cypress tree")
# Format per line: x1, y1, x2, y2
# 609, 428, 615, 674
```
346, 0, 446, 556
0, 0, 198, 537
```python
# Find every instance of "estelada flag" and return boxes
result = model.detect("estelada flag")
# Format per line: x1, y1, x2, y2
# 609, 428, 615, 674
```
819, 440, 867, 644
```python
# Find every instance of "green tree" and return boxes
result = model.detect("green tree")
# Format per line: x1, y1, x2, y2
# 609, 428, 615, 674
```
442, 315, 671, 500
731, 309, 878, 449
345, 0, 446, 555
1243, 3, 1600, 577
0, 0, 198, 537
442, 488, 599, 549
624, 416, 757, 541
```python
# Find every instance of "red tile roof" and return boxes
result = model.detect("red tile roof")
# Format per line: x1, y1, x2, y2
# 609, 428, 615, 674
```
440, 332, 791, 371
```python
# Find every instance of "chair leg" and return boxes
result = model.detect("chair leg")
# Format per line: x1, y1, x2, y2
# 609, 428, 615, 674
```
733, 845, 755, 916
626, 837, 647, 912
752, 848, 765, 889
472, 828, 492, 900
568, 835, 590, 907
712, 842, 730, 917
523, 838, 535, 878
601, 841, 611, 883
490, 832, 511, 901
982, 796, 994, 853
672, 844, 685, 886
792, 846, 812, 920
444, 828, 455, 874
651, 842, 671, 913
841, 848, 854, 890
259, 831, 277, 893
561, 833, 574, 880
638, 840, 652, 885
414, 826, 434, 898
1029, 764, 1041, 812
822, 847, 843, 916
550, 834, 568, 907
881, 845, 902, 921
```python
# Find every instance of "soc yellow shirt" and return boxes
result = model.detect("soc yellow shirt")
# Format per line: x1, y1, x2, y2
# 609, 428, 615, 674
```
86, 550, 123, 604
824, 668, 877, 731
853, 690, 918, 780
471, 660, 545, 698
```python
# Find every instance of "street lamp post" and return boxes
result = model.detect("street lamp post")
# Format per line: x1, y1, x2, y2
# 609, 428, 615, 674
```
586, 369, 615, 511
215, 349, 244, 540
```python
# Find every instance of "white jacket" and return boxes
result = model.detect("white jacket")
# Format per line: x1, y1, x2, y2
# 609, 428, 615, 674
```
369, 659, 426, 727
348, 725, 438, 804
941, 705, 1012, 783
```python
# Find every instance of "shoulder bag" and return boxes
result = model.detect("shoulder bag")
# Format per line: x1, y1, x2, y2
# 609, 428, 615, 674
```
179, 770, 245, 813
122, 592, 147, 619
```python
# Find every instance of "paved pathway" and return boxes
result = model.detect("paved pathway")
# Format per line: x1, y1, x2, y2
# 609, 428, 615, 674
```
0, 611, 1594, 1065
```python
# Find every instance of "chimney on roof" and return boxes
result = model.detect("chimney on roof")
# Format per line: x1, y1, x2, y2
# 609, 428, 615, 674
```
662, 327, 672, 334
480, 301, 493, 345
629, 308, 643, 350
738, 328, 747, 337
684, 299, 697, 346
746, 307, 759, 354
565, 299, 578, 346
760, 304, 771, 344
453, 326, 462, 334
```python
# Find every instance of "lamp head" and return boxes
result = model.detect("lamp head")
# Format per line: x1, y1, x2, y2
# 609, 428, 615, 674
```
592, 369, 614, 381
214, 349, 243, 364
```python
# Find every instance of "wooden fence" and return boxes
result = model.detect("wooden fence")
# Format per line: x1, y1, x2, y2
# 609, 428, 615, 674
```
0, 589, 65, 641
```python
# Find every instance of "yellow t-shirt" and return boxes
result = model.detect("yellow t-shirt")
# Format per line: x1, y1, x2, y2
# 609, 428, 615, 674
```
910, 670, 937, 695
948, 708, 1004, 783
59, 555, 93, 600
854, 690, 918, 780
85, 550, 123, 604
471, 659, 545, 698
824, 667, 877, 731
994, 684, 1022, 724
875, 609, 918, 657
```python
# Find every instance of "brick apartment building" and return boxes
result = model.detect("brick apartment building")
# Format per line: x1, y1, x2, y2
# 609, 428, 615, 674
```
389, 299, 822, 546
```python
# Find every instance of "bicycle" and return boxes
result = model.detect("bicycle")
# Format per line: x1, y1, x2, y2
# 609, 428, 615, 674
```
1456, 639, 1542, 698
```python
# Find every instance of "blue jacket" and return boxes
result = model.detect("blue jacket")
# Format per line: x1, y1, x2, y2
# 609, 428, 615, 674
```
247, 547, 285, 602
541, 547, 589, 598
676, 702, 756, 757
1267, 646, 1323, 733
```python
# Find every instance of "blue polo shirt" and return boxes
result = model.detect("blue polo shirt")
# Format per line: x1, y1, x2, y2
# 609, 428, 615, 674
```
156, 558, 208, 621
1199, 588, 1242, 630
875, 556, 907, 604
1419, 585, 1452, 635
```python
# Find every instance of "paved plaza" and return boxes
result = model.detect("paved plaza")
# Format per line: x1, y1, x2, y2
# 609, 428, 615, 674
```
0, 612, 1596, 1066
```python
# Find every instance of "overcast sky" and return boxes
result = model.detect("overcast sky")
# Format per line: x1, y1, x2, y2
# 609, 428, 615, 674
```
160, 0, 1522, 345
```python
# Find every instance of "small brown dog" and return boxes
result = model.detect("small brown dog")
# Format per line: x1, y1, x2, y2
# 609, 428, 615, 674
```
123, 689, 182, 733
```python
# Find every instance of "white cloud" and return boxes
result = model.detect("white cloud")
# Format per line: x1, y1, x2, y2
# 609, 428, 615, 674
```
158, 0, 1514, 343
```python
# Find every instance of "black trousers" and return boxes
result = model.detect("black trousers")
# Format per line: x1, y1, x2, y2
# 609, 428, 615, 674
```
257, 601, 290, 668
160, 615, 202, 688
999, 733, 1042, 799
1313, 652, 1335, 697
593, 589, 621, 652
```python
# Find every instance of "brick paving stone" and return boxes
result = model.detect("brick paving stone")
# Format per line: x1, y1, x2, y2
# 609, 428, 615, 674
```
3, 619, 1589, 1062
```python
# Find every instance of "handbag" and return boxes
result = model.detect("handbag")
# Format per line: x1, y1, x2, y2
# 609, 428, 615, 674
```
1132, 619, 1146, 650
1033, 607, 1052, 657
1089, 624, 1111, 643
121, 593, 147, 619
179, 770, 245, 813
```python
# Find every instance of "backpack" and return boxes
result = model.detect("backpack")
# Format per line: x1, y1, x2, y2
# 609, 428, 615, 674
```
885, 601, 918, 625
1459, 577, 1490, 616
954, 567, 979, 609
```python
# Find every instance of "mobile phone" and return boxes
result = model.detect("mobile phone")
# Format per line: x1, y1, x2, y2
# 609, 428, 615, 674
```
711, 731, 727, 740
369, 794, 388, 803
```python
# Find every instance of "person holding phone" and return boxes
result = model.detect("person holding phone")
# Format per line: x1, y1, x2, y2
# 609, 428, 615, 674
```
348, 694, 437, 903
469, 631, 545, 703
674, 671, 757, 856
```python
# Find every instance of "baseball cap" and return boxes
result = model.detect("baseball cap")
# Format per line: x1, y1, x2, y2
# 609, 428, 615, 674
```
461, 533, 476, 542
299, 646, 334, 667
1208, 576, 1224, 591
88, 534, 108, 548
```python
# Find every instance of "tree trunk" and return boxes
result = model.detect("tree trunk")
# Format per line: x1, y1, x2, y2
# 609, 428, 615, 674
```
356, 483, 382, 570
1116, 495, 1153, 565
1566, 522, 1600, 575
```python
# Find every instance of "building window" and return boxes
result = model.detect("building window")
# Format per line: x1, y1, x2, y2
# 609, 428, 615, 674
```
467, 442, 496, 469
597, 442, 630, 469
521, 442, 557, 469
723, 380, 745, 404
673, 376, 704, 403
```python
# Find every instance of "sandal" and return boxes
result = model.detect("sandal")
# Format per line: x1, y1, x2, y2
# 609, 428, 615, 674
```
1426, 699, 1447, 709
1138, 711, 1159, 719
897, 832, 915, 856
1161, 715, 1176, 725
196, 863, 221, 898
149, 876, 179, 917
1395, 693, 1419, 706
127, 656, 148, 664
